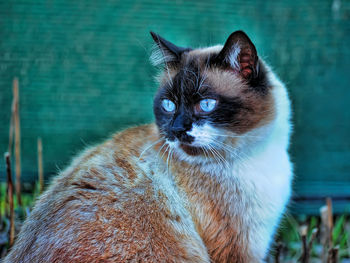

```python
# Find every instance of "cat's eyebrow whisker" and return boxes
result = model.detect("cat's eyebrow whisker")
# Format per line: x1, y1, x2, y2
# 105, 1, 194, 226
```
195, 64, 200, 89
183, 68, 198, 80
204, 56, 211, 71
165, 84, 175, 97
183, 67, 202, 92
163, 62, 173, 87
186, 77, 196, 90
197, 74, 208, 93
155, 44, 174, 87
166, 70, 173, 86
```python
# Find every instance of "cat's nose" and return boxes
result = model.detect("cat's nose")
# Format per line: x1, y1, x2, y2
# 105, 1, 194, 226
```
171, 125, 187, 133
171, 113, 191, 133
170, 127, 188, 140
170, 122, 193, 143
169, 112, 193, 142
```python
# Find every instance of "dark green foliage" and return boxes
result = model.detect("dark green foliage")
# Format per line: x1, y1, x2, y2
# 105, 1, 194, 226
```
274, 214, 349, 262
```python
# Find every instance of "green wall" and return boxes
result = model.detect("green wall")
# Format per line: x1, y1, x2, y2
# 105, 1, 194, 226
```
0, 0, 349, 214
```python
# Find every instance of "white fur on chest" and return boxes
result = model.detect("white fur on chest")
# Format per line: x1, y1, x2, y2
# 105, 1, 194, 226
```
231, 141, 292, 259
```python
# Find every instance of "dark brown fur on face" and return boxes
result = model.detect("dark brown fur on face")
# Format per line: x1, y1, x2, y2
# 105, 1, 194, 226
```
153, 32, 275, 151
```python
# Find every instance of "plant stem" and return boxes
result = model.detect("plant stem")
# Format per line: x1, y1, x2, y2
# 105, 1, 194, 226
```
5, 152, 15, 247
37, 137, 44, 193
13, 78, 22, 206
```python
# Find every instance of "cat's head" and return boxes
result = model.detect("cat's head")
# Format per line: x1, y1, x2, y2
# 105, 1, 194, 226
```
151, 31, 275, 158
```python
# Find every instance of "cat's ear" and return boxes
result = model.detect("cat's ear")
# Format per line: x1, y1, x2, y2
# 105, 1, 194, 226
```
150, 32, 191, 66
215, 31, 258, 80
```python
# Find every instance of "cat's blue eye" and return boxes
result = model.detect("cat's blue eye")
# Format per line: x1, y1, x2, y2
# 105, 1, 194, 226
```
199, 99, 217, 112
161, 99, 176, 112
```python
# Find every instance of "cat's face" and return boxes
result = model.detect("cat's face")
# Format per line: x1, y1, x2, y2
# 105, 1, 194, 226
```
152, 31, 275, 157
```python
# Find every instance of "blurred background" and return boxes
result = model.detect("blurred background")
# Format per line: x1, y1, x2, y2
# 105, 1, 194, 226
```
0, 0, 349, 215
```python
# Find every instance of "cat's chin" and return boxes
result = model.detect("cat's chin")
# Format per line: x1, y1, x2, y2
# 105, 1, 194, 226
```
179, 144, 202, 156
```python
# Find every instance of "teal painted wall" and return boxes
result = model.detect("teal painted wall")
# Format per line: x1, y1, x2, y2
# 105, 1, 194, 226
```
0, 0, 349, 214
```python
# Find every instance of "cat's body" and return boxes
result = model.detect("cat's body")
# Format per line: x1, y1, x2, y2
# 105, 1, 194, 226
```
5, 31, 292, 263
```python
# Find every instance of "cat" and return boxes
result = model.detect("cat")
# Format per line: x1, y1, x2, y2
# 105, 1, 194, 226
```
5, 30, 292, 263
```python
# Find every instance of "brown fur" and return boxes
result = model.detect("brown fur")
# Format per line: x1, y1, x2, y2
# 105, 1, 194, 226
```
5, 125, 211, 263
173, 160, 252, 262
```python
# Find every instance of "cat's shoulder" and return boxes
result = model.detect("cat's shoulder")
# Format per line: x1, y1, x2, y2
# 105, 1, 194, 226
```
28, 123, 164, 230
35, 123, 159, 209
54, 123, 158, 186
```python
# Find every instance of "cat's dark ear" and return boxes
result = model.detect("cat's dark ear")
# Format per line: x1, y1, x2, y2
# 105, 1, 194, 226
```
150, 32, 191, 66
215, 31, 258, 80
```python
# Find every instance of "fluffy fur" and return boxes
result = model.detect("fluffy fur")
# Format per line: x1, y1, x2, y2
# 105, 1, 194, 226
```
5, 31, 292, 263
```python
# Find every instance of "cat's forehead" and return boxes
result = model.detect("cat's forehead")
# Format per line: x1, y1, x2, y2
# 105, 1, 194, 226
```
158, 45, 247, 97
184, 45, 223, 63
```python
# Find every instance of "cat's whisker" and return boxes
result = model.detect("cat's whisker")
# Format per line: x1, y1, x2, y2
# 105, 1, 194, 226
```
154, 141, 169, 172
206, 144, 226, 171
168, 148, 175, 177
165, 146, 172, 174
138, 138, 163, 160
209, 140, 237, 152
209, 140, 241, 159
200, 130, 263, 139
205, 146, 217, 164
211, 146, 230, 170
160, 143, 170, 162
200, 146, 209, 161
157, 143, 170, 173
217, 134, 261, 139
209, 140, 255, 172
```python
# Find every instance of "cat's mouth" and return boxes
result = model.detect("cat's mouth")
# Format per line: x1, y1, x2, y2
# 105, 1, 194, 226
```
179, 143, 202, 156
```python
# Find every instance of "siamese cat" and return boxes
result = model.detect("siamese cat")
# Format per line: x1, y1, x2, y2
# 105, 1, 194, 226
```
5, 30, 292, 263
